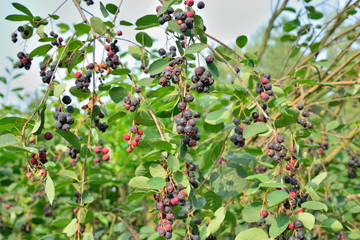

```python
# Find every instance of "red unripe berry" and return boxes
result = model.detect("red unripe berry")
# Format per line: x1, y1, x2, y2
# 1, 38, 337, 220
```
241, 126, 247, 131
30, 158, 37, 165
26, 172, 32, 178
93, 146, 102, 153
132, 141, 138, 147
127, 140, 132, 145
260, 210, 269, 218
289, 192, 296, 198
261, 77, 269, 84
39, 169, 47, 177
102, 154, 110, 161
187, 11, 194, 17
123, 133, 131, 140
73, 208, 79, 213
288, 222, 295, 230
179, 190, 186, 195
297, 208, 305, 213
157, 213, 163, 219
105, 45, 111, 51
107, 51, 115, 58
21, 58, 28, 64
286, 165, 291, 170
170, 197, 179, 205
164, 66, 173, 72
70, 159, 76, 164
117, 31, 123, 36
157, 226, 164, 231
133, 135, 141, 142
5, 204, 12, 209
165, 224, 172, 232
155, 6, 161, 12
126, 147, 132, 153
101, 148, 109, 154
137, 130, 144, 135
186, 0, 194, 6
124, 103, 131, 110
94, 157, 101, 164
75, 72, 82, 78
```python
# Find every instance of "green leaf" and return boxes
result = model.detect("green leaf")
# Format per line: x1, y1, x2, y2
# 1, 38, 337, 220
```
259, 182, 287, 188
128, 176, 150, 189
106, 3, 118, 14
5, 14, 32, 22
55, 130, 81, 150
205, 110, 230, 125
309, 11, 323, 19
82, 190, 94, 204
109, 87, 128, 103
111, 68, 131, 75
29, 44, 52, 58
167, 155, 179, 172
243, 122, 269, 138
135, 32, 153, 47
31, 106, 46, 135
90, 17, 106, 35
301, 201, 328, 211
244, 145, 263, 155
69, 86, 90, 99
149, 163, 167, 178
322, 218, 343, 232
134, 110, 155, 126
135, 14, 159, 30
0, 134, 19, 148
185, 43, 207, 55
58, 170, 78, 180
207, 62, 219, 79
266, 190, 289, 207
62, 218, 78, 237
148, 139, 172, 151
157, 0, 178, 16
54, 83, 66, 98
200, 141, 224, 171
99, 2, 109, 17
298, 212, 315, 230
45, 175, 55, 206
51, 218, 72, 228
12, 3, 33, 16
235, 228, 269, 240
147, 177, 166, 189
269, 214, 290, 238
236, 35, 248, 48
307, 172, 327, 189
148, 59, 168, 75
128, 45, 146, 60
242, 202, 262, 223
207, 207, 226, 234
283, 19, 300, 32
108, 112, 126, 123
120, 20, 133, 26
57, 23, 70, 33
74, 23, 91, 36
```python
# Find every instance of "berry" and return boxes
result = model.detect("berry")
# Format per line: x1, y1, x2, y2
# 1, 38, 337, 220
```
137, 130, 144, 135
294, 220, 303, 229
197, 1, 205, 9
123, 133, 131, 140
177, 102, 186, 111
264, 73, 271, 79
288, 222, 295, 230
44, 132, 53, 140
93, 146, 102, 153
260, 210, 269, 218
297, 208, 304, 213
296, 104, 304, 110
261, 77, 269, 84
205, 55, 214, 64
186, 0, 194, 6
289, 192, 296, 198
117, 31, 123, 36
26, 172, 32, 178
62, 95, 72, 105
94, 157, 101, 164
101, 148, 109, 154
102, 154, 110, 161
126, 148, 132, 153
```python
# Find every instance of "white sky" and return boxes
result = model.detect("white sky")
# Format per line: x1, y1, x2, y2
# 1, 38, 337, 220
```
0, 0, 345, 104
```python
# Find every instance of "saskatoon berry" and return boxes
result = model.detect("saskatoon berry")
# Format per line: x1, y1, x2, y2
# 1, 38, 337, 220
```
44, 132, 53, 140
244, 117, 252, 124
296, 104, 304, 110
302, 110, 310, 117
197, 1, 205, 9
276, 134, 285, 143
158, 48, 166, 56
66, 105, 74, 113
62, 95, 72, 105
233, 118, 241, 125
177, 102, 186, 111
205, 55, 214, 63
193, 111, 201, 118
294, 220, 303, 229
264, 73, 271, 79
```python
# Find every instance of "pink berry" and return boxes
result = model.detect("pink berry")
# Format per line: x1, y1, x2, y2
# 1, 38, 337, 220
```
94, 157, 101, 164
187, 11, 194, 17
126, 148, 132, 153
165, 223, 172, 232
261, 77, 269, 84
155, 6, 161, 12
124, 104, 131, 110
75, 72, 82, 78
73, 208, 79, 213
5, 204, 12, 209
164, 66, 173, 72
117, 31, 123, 36
289, 192, 296, 198
170, 197, 179, 205
286, 165, 291, 171
137, 130, 144, 135
105, 45, 110, 51
39, 169, 47, 177
132, 141, 138, 147
101, 148, 109, 154
107, 51, 115, 58
186, 0, 194, 6
123, 133, 131, 140
133, 135, 141, 142
288, 222, 295, 230
93, 146, 102, 153
26, 172, 32, 178
70, 159, 76, 164
241, 126, 247, 130
102, 154, 110, 161
260, 210, 268, 218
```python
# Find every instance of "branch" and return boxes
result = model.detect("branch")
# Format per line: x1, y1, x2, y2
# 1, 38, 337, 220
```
206, 33, 244, 60
257, 0, 289, 61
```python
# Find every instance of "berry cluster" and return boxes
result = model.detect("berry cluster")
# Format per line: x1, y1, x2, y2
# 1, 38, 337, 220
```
49, 31, 63, 47
65, 147, 80, 160
11, 32, 18, 43
336, 231, 346, 240
155, 182, 187, 239
93, 146, 110, 164
104, 41, 121, 70
346, 149, 359, 178
174, 8, 194, 33
230, 117, 246, 147
74, 71, 92, 92
191, 66, 215, 93
94, 118, 109, 132
156, 6, 174, 25
28, 147, 48, 166
43, 204, 52, 217
123, 96, 141, 112
20, 223, 32, 233
251, 111, 268, 123
123, 126, 144, 153
256, 73, 273, 101
40, 63, 59, 84
159, 64, 183, 87
267, 134, 290, 163
53, 102, 75, 131
158, 46, 177, 58
287, 220, 306, 239
307, 137, 329, 155
17, 51, 32, 70
83, 0, 94, 6
296, 104, 313, 129
254, 164, 267, 174
186, 162, 198, 188
174, 102, 201, 147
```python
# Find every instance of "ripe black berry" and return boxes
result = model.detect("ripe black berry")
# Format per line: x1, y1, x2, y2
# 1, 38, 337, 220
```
62, 95, 72, 105
197, 1, 205, 9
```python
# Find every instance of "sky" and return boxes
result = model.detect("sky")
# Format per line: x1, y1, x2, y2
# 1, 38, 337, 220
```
0, 0, 345, 105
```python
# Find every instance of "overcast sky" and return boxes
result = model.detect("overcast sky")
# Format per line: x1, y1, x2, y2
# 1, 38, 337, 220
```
0, 0, 344, 104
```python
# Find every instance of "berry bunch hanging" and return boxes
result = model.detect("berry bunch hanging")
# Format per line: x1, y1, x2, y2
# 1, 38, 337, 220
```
256, 73, 273, 101
191, 66, 214, 93
17, 51, 32, 70
230, 117, 246, 147
74, 71, 92, 92
123, 126, 144, 153
123, 96, 141, 112
93, 146, 110, 163
53, 105, 75, 131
